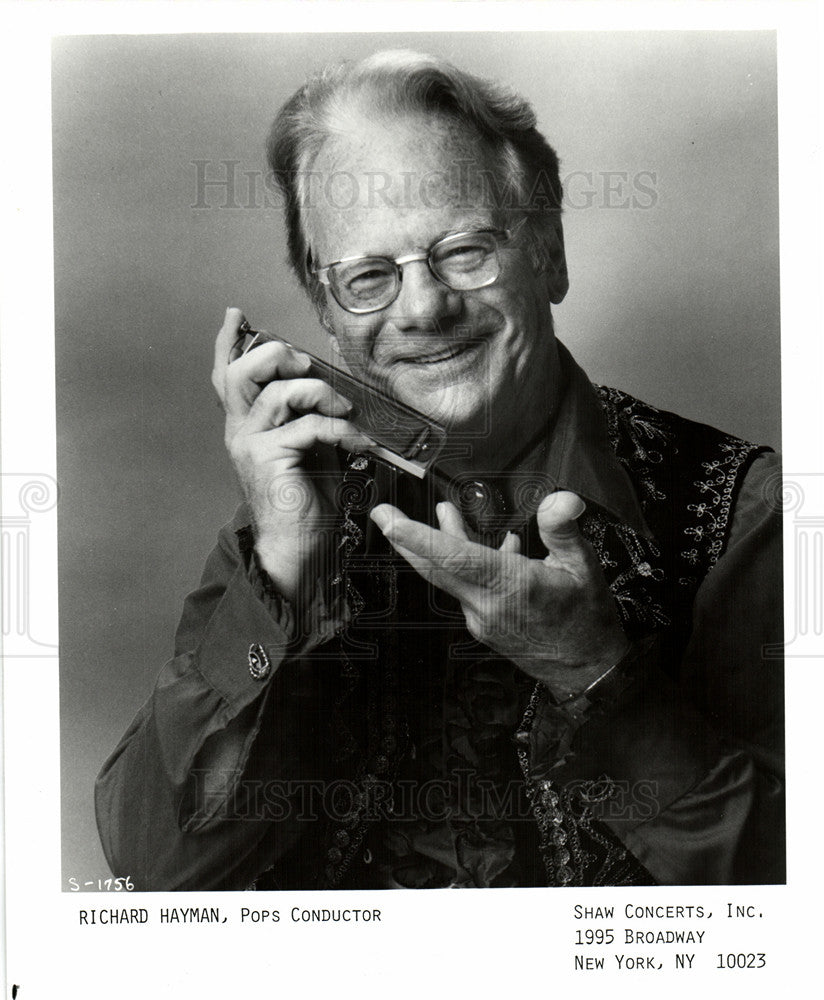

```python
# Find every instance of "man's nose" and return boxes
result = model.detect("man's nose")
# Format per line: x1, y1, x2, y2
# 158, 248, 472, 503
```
388, 260, 462, 332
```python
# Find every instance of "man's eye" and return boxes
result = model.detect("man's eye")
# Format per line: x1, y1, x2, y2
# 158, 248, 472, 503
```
347, 268, 393, 294
350, 268, 388, 284
437, 243, 490, 270
336, 261, 394, 297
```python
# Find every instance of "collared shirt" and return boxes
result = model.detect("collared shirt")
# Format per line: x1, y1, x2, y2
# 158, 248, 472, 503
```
95, 344, 784, 889
524, 341, 651, 537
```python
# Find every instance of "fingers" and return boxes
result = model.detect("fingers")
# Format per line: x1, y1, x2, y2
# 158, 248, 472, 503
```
212, 307, 247, 404
536, 490, 586, 555
273, 413, 375, 455
228, 410, 375, 479
435, 501, 470, 540
438, 501, 520, 554
371, 504, 497, 590
213, 307, 323, 418
223, 340, 313, 417
245, 378, 354, 431
499, 531, 521, 554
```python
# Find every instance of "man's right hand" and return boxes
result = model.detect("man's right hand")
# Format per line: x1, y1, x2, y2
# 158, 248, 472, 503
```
212, 307, 375, 603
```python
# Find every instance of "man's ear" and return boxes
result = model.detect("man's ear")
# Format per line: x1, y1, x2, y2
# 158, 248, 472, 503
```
317, 301, 343, 355
313, 292, 336, 337
544, 217, 569, 305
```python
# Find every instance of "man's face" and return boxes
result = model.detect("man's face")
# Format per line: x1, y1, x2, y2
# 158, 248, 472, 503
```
304, 111, 566, 450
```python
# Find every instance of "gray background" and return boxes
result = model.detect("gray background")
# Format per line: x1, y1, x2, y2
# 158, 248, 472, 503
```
54, 31, 780, 883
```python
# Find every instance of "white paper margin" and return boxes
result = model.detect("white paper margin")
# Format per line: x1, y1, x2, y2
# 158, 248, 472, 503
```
1, 2, 821, 999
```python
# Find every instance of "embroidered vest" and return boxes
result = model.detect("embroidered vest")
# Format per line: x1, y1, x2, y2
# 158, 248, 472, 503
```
514, 387, 767, 887
587, 385, 767, 651
260, 388, 766, 890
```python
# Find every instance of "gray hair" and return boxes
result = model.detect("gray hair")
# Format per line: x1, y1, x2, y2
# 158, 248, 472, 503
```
266, 49, 565, 311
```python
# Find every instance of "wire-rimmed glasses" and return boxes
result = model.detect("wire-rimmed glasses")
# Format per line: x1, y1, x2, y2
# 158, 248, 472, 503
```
312, 222, 525, 315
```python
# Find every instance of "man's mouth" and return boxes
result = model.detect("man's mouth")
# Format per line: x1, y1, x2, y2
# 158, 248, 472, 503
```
391, 341, 480, 367
402, 344, 468, 364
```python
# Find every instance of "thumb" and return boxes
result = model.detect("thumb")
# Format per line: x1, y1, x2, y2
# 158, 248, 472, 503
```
536, 491, 587, 557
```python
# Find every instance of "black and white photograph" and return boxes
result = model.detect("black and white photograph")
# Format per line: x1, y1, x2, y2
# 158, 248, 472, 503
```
57, 28, 784, 891
2, 3, 821, 998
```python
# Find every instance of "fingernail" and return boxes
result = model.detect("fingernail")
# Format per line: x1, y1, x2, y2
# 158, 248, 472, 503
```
500, 531, 520, 553
539, 491, 586, 519
370, 506, 390, 531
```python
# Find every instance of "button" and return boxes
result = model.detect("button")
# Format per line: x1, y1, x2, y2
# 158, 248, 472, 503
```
248, 642, 271, 681
451, 477, 506, 532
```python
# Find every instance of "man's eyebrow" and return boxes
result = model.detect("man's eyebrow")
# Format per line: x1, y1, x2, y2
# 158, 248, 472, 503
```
378, 218, 499, 256
429, 218, 499, 243
328, 217, 502, 262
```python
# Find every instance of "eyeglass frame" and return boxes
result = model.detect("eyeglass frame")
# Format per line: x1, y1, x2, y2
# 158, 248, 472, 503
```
310, 218, 528, 315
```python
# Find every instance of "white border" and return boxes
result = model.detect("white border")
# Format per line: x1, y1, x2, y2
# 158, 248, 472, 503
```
1, 3, 821, 999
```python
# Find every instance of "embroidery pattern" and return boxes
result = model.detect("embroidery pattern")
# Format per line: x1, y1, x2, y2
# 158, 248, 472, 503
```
321, 455, 409, 889
685, 440, 762, 576
314, 392, 765, 889
516, 386, 765, 886
516, 682, 655, 887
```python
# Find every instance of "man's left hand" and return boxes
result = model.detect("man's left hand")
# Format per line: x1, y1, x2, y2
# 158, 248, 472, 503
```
370, 491, 631, 701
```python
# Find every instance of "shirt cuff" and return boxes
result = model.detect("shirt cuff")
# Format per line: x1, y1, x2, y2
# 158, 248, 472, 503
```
519, 637, 656, 780
235, 524, 300, 641
235, 523, 349, 653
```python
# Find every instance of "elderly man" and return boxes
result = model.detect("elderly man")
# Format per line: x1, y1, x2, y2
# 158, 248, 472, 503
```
96, 50, 784, 890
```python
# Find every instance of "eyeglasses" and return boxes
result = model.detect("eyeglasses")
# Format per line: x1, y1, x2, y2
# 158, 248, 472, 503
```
312, 221, 525, 315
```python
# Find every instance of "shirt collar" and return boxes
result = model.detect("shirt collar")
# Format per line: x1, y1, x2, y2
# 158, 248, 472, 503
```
543, 340, 652, 539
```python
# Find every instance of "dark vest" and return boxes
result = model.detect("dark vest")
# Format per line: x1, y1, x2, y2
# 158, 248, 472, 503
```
259, 388, 766, 890
514, 386, 767, 887
587, 385, 766, 653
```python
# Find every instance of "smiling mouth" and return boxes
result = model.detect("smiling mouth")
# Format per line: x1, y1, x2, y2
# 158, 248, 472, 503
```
396, 342, 475, 365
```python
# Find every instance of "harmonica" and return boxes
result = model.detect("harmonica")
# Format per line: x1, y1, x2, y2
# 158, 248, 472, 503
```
237, 322, 448, 479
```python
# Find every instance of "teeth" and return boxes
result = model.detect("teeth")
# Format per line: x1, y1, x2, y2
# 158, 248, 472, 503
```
408, 345, 465, 364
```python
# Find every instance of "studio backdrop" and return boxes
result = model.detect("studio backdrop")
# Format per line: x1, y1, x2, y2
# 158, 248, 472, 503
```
52, 30, 780, 883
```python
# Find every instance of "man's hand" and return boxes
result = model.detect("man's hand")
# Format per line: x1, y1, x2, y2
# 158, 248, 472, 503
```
212, 307, 375, 603
370, 492, 630, 700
